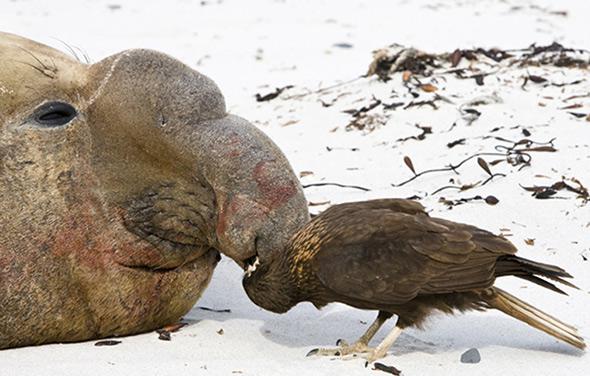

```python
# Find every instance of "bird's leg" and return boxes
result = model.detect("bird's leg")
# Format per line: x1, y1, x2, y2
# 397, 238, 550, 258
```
307, 311, 392, 358
338, 311, 393, 348
364, 325, 403, 364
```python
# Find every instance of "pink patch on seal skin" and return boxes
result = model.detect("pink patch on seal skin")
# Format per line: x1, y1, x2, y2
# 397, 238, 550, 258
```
221, 132, 242, 159
215, 197, 239, 239
253, 160, 297, 210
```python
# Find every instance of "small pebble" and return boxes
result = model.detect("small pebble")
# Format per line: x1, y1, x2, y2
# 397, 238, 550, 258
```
460, 348, 481, 364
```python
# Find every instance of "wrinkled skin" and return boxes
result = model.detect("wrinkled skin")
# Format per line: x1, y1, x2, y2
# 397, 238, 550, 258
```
0, 32, 309, 349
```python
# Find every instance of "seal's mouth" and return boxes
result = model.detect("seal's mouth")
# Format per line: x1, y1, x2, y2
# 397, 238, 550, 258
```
234, 234, 260, 272
243, 254, 260, 277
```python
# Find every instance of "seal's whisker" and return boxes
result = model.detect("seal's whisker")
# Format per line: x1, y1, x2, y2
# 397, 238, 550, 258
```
17, 47, 57, 74
23, 85, 41, 94
53, 37, 81, 63
14, 60, 56, 79
49, 57, 57, 71
76, 46, 91, 64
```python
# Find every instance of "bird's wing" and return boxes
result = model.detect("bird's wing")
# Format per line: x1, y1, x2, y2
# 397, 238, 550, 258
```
420, 217, 516, 293
312, 210, 516, 305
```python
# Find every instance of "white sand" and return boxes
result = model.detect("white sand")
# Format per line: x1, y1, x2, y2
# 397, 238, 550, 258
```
1, 0, 589, 375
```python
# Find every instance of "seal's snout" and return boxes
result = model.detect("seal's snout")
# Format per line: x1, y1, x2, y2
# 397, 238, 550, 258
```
85, 48, 311, 271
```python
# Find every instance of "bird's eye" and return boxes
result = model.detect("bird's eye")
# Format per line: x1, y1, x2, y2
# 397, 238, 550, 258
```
32, 101, 77, 127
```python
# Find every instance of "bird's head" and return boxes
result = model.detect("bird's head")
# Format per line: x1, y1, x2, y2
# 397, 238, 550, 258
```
242, 253, 299, 314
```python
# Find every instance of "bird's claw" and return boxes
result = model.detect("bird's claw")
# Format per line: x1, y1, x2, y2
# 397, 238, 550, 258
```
306, 348, 341, 357
306, 348, 319, 357
306, 342, 372, 359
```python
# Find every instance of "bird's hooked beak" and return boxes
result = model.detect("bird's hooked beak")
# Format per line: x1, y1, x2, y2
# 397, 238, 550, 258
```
243, 254, 260, 277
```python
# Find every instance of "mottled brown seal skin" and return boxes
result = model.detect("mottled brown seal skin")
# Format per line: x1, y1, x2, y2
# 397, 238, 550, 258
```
0, 32, 309, 349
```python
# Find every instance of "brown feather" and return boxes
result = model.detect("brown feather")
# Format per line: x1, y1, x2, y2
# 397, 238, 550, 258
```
242, 198, 585, 350
484, 288, 585, 349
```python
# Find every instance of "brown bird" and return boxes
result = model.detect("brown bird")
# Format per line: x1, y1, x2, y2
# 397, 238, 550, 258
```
242, 199, 585, 362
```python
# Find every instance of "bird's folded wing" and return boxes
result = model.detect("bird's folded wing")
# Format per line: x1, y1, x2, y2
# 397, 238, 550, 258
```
313, 212, 512, 305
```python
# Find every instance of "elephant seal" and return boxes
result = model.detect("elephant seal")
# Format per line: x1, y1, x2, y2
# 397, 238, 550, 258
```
0, 32, 309, 349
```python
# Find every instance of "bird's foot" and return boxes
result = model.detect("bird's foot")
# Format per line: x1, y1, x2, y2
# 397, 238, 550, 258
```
306, 340, 372, 359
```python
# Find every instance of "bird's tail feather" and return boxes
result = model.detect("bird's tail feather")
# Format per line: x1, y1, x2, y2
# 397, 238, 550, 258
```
495, 255, 578, 295
484, 287, 585, 350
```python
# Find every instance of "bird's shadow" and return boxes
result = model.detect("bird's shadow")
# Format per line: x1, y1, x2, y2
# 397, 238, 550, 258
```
263, 309, 582, 357
186, 301, 583, 358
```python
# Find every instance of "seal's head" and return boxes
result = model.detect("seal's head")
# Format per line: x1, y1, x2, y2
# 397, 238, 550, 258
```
0, 32, 309, 349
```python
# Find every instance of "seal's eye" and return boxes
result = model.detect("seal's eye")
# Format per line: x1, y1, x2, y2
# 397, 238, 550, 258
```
33, 101, 77, 127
